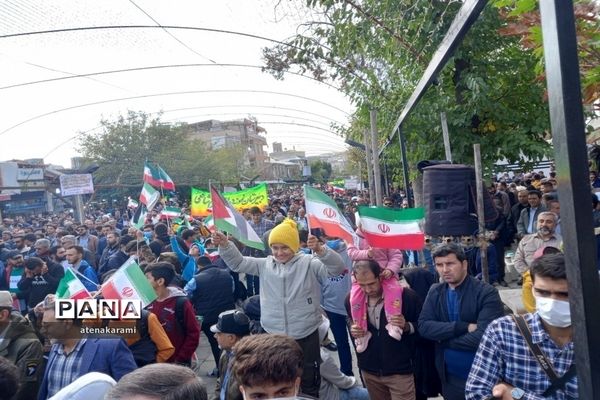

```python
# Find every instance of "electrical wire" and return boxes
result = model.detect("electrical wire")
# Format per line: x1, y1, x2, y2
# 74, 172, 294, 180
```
0, 89, 351, 137
0, 63, 341, 91
127, 0, 217, 64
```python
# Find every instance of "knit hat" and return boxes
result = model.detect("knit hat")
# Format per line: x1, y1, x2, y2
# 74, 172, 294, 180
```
268, 218, 300, 252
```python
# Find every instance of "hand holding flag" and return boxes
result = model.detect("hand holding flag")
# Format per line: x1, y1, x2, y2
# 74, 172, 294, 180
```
210, 185, 265, 250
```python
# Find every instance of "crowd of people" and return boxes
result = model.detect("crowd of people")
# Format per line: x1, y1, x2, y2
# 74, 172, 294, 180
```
0, 169, 589, 399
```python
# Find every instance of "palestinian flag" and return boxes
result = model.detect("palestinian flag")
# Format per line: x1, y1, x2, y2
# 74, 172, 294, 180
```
210, 185, 265, 250
304, 185, 358, 245
101, 257, 157, 307
131, 204, 147, 230
160, 206, 181, 219
143, 161, 175, 191
357, 206, 425, 250
139, 183, 160, 211
56, 269, 91, 300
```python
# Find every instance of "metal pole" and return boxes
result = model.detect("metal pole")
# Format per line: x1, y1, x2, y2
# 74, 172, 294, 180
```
370, 109, 383, 206
540, 1, 600, 396
383, 157, 390, 197
473, 144, 489, 283
397, 126, 412, 207
358, 162, 363, 191
441, 112, 453, 162
74, 195, 85, 223
364, 129, 375, 205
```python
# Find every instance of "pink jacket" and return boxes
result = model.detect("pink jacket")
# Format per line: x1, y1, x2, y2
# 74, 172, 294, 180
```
347, 231, 403, 273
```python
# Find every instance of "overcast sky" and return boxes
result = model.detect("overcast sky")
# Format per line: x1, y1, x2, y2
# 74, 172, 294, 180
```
0, 0, 354, 167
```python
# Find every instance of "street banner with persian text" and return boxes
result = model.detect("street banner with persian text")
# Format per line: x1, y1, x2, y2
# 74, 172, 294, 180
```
190, 183, 268, 217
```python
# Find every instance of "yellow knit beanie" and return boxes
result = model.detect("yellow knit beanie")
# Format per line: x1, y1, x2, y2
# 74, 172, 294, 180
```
268, 218, 300, 252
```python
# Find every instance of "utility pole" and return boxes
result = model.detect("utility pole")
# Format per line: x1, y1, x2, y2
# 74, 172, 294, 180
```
370, 109, 383, 206
473, 144, 488, 283
364, 129, 375, 204
441, 112, 453, 162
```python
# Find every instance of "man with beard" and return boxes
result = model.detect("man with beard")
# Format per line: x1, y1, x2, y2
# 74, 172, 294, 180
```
97, 231, 120, 277
49, 245, 66, 267
514, 212, 562, 313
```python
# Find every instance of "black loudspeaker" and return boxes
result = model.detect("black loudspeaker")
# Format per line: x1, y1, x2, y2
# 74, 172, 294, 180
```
422, 164, 497, 236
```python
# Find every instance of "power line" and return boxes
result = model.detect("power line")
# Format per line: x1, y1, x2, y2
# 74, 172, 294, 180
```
0, 89, 351, 137
0, 63, 341, 91
163, 112, 333, 129
127, 0, 217, 64
0, 24, 378, 94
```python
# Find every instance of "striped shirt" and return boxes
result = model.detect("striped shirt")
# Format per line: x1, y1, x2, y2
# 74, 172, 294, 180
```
46, 339, 87, 397
466, 313, 576, 399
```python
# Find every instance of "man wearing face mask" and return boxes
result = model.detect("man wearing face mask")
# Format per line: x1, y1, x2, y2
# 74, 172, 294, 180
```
466, 253, 577, 399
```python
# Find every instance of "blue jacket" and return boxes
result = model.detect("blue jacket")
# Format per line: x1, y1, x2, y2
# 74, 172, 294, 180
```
170, 237, 199, 283
418, 276, 504, 382
72, 260, 99, 292
38, 338, 137, 399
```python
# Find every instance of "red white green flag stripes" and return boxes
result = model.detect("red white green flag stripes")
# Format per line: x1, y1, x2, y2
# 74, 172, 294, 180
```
160, 206, 181, 219
304, 186, 358, 245
56, 269, 91, 300
139, 183, 160, 211
101, 257, 157, 307
143, 161, 175, 191
210, 185, 265, 250
357, 206, 425, 250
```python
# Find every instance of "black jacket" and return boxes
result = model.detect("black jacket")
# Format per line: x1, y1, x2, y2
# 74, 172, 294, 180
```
190, 265, 235, 323
345, 287, 422, 376
17, 262, 64, 308
418, 276, 504, 382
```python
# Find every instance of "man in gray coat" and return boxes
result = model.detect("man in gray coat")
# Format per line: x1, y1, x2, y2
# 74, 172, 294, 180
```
212, 219, 345, 398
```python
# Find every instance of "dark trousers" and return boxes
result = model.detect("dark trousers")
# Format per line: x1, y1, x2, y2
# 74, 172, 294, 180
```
442, 374, 467, 400
245, 274, 259, 296
201, 317, 221, 367
325, 310, 353, 376
295, 329, 321, 398
492, 240, 506, 282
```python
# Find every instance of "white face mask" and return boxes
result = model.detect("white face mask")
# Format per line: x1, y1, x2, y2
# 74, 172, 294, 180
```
535, 296, 571, 327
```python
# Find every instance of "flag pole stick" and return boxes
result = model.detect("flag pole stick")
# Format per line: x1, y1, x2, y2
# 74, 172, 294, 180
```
71, 267, 100, 290
303, 184, 312, 233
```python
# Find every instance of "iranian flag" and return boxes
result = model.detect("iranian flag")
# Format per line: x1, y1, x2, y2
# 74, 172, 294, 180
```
304, 186, 358, 245
139, 183, 160, 211
56, 269, 91, 300
210, 185, 265, 250
143, 161, 175, 191
101, 257, 157, 307
357, 206, 425, 250
160, 206, 181, 219
127, 198, 139, 209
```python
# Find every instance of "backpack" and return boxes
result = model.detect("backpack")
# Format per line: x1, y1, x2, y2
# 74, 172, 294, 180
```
175, 296, 188, 331
128, 310, 158, 367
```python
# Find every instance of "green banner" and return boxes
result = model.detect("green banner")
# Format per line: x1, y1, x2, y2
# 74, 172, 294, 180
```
190, 183, 268, 217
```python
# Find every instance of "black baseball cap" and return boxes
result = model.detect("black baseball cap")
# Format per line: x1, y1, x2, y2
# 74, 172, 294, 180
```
210, 310, 250, 336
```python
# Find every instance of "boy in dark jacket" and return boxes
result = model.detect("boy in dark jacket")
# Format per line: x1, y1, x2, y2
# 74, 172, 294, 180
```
145, 262, 200, 366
